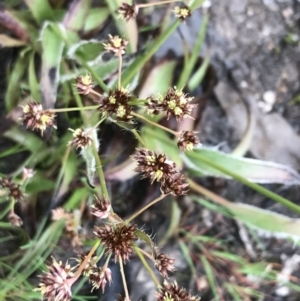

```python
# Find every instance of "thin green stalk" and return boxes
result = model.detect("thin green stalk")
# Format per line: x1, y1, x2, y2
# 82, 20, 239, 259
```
50, 105, 98, 113
91, 141, 110, 202
131, 129, 147, 147
131, 112, 178, 136
187, 152, 300, 214
125, 194, 166, 223
119, 255, 130, 301
133, 244, 160, 288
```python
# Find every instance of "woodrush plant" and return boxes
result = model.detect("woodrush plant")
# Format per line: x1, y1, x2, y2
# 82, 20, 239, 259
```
1, 2, 203, 301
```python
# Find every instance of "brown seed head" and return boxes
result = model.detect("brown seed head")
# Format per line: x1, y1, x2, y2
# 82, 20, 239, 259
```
173, 5, 192, 21
21, 101, 56, 136
94, 224, 137, 262
0, 178, 23, 202
177, 131, 200, 151
147, 87, 196, 121
34, 257, 74, 301
89, 266, 112, 292
74, 251, 98, 276
68, 128, 93, 150
132, 148, 177, 184
154, 253, 176, 278
91, 196, 111, 219
75, 74, 94, 95
118, 3, 139, 21
156, 281, 200, 301
103, 34, 128, 56
97, 88, 133, 122
161, 173, 189, 196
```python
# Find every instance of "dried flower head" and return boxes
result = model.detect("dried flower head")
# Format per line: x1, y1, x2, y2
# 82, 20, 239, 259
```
161, 172, 189, 196
97, 88, 133, 122
34, 257, 74, 301
177, 131, 200, 151
103, 34, 128, 56
173, 5, 191, 21
91, 196, 111, 219
156, 281, 200, 301
68, 128, 93, 149
118, 3, 139, 21
132, 148, 177, 184
75, 74, 94, 94
89, 266, 112, 292
0, 178, 23, 202
8, 211, 23, 227
154, 253, 176, 278
22, 167, 35, 181
147, 87, 196, 121
21, 101, 56, 135
94, 224, 137, 262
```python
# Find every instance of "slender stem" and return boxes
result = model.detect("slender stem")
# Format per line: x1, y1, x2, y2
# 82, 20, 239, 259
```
126, 194, 166, 223
131, 129, 147, 147
90, 89, 103, 98
138, 0, 178, 8
71, 240, 101, 282
49, 105, 99, 113
118, 54, 122, 89
72, 83, 89, 125
91, 141, 110, 203
131, 112, 178, 136
119, 256, 130, 301
187, 151, 300, 215
133, 244, 160, 288
137, 247, 154, 260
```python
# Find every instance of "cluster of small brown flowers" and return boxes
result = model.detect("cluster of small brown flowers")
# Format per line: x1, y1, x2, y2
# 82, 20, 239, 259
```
154, 253, 176, 278
68, 128, 93, 149
132, 148, 188, 196
103, 34, 128, 56
156, 281, 200, 301
89, 266, 112, 292
118, 3, 139, 21
177, 131, 200, 151
20, 101, 55, 136
147, 87, 196, 121
74, 251, 98, 276
75, 74, 94, 95
34, 257, 74, 301
97, 88, 133, 122
0, 177, 23, 202
90, 195, 111, 219
173, 5, 192, 21
94, 224, 137, 262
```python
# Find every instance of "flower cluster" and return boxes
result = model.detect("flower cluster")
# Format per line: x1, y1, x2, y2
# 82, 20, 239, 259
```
90, 195, 111, 219
35, 257, 74, 301
0, 177, 23, 202
118, 3, 139, 21
68, 128, 93, 149
97, 88, 133, 122
173, 5, 192, 21
154, 253, 176, 278
94, 224, 137, 262
103, 35, 128, 56
177, 131, 200, 151
132, 148, 189, 196
147, 87, 196, 121
75, 74, 94, 95
20, 101, 55, 135
156, 281, 200, 301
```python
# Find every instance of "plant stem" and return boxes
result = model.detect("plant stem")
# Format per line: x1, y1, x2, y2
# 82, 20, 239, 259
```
118, 54, 122, 89
133, 244, 160, 288
49, 105, 99, 113
131, 129, 147, 147
119, 256, 130, 301
91, 141, 110, 202
187, 151, 300, 215
71, 239, 101, 282
138, 0, 178, 8
126, 194, 166, 223
131, 112, 178, 136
